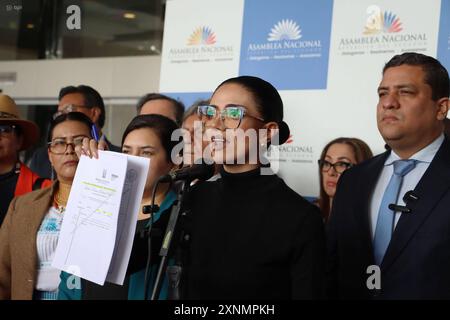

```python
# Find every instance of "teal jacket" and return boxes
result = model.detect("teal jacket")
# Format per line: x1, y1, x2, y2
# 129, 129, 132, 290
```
58, 190, 176, 300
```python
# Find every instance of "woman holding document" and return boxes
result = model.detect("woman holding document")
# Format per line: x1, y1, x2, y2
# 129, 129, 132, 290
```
75, 76, 327, 299
58, 114, 180, 299
0, 112, 93, 300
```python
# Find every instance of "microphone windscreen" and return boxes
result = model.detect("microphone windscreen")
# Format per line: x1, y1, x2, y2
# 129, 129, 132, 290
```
191, 162, 216, 181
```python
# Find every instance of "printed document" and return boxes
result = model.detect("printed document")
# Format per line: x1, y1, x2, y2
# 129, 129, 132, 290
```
52, 150, 149, 285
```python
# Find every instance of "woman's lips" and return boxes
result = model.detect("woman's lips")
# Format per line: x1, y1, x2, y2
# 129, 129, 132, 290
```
326, 181, 337, 188
63, 160, 78, 166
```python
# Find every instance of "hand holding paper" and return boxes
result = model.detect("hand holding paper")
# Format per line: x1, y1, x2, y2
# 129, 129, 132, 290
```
52, 150, 149, 285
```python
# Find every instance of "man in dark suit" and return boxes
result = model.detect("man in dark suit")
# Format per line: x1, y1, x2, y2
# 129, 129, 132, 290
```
327, 52, 450, 299
29, 85, 120, 179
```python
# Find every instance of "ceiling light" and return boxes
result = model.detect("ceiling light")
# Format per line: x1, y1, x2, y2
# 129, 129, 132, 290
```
123, 13, 136, 19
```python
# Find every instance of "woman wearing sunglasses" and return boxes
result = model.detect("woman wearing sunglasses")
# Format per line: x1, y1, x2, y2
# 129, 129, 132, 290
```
0, 112, 93, 300
317, 137, 373, 222
183, 76, 327, 299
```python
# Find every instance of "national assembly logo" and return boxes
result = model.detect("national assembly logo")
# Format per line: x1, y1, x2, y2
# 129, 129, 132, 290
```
338, 5, 428, 56
245, 19, 322, 62
363, 6, 402, 35
187, 26, 216, 45
267, 19, 302, 41
168, 25, 233, 63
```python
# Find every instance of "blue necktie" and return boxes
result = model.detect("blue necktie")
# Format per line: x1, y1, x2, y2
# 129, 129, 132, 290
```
373, 159, 417, 265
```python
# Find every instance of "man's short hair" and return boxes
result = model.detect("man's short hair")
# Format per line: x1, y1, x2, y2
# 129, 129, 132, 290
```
136, 93, 185, 126
383, 52, 450, 100
58, 85, 106, 128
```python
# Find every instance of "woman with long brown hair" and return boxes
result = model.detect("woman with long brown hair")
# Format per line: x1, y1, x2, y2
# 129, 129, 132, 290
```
318, 137, 373, 221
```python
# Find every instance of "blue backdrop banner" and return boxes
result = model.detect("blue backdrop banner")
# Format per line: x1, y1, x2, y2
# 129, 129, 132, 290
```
239, 0, 333, 90
437, 0, 450, 72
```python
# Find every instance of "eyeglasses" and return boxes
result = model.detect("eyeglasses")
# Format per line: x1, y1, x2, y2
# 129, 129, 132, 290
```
318, 159, 353, 174
197, 104, 264, 129
0, 124, 16, 136
53, 104, 91, 120
47, 136, 88, 154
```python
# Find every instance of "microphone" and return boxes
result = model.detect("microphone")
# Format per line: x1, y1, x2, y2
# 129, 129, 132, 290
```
403, 190, 419, 204
388, 203, 411, 213
388, 190, 419, 214
158, 162, 215, 183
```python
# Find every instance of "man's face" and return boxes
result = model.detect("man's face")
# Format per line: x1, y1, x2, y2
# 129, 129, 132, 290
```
377, 65, 448, 153
0, 124, 22, 163
58, 93, 98, 124
139, 99, 177, 123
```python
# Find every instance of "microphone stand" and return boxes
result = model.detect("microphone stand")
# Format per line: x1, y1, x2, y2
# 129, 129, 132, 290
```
150, 179, 190, 300
142, 179, 162, 300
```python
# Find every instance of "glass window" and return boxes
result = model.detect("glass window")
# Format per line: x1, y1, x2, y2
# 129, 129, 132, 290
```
0, 0, 44, 60
56, 0, 164, 58
0, 0, 165, 60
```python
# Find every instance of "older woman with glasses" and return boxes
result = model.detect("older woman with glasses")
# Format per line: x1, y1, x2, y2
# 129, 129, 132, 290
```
58, 114, 181, 300
0, 112, 93, 300
317, 137, 373, 221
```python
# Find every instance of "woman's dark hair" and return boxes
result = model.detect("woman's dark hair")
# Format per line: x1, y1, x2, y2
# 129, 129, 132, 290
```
47, 112, 94, 142
121, 114, 180, 162
215, 76, 290, 145
318, 137, 373, 222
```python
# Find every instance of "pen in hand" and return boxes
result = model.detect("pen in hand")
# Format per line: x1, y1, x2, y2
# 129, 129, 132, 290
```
90, 124, 108, 155
91, 124, 99, 142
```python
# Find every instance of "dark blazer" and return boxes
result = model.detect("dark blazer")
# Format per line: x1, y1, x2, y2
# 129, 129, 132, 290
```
327, 136, 450, 299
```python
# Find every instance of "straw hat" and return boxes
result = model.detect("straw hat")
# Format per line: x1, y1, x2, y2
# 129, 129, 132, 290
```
0, 94, 40, 150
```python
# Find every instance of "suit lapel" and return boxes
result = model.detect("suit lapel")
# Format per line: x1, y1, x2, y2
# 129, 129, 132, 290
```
382, 138, 450, 272
353, 152, 389, 256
